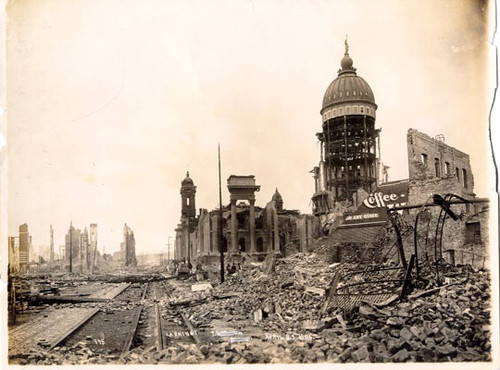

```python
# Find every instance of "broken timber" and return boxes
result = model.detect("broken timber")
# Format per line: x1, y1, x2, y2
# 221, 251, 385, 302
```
33, 295, 110, 304
322, 272, 341, 314
304, 286, 326, 297
154, 304, 164, 351
141, 283, 149, 300
48, 308, 100, 350
170, 297, 207, 307
179, 312, 200, 345
121, 306, 143, 354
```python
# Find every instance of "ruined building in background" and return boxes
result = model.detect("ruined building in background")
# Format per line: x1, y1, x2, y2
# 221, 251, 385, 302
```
18, 224, 30, 273
8, 224, 31, 273
63, 222, 99, 271
175, 173, 316, 263
64, 222, 81, 264
120, 223, 137, 267
89, 223, 98, 271
80, 227, 90, 269
311, 40, 387, 228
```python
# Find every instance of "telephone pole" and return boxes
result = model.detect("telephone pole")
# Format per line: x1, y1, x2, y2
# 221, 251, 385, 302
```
69, 222, 73, 273
167, 236, 173, 261
218, 144, 225, 283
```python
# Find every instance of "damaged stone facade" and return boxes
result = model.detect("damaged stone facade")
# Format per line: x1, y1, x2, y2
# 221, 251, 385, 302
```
407, 129, 474, 197
175, 174, 317, 262
402, 129, 488, 269
121, 223, 137, 267
64, 222, 81, 263
8, 224, 31, 273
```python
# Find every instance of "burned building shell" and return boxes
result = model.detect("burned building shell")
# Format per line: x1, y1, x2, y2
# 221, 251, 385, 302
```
311, 45, 489, 270
312, 40, 385, 220
175, 174, 316, 263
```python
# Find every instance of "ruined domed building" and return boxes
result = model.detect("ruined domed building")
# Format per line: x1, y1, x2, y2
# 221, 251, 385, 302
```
310, 42, 489, 268
311, 40, 387, 227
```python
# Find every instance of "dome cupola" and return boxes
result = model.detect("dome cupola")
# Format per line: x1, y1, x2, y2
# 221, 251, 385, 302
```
321, 38, 377, 122
272, 188, 284, 211
181, 171, 194, 187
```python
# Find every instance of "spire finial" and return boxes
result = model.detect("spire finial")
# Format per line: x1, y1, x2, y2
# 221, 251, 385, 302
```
186, 171, 190, 177
339, 35, 355, 73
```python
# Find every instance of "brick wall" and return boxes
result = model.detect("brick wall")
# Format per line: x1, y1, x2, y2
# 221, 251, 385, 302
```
407, 129, 474, 195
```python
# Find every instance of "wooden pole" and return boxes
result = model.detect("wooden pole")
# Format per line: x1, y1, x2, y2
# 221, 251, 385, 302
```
69, 224, 73, 273
218, 144, 225, 283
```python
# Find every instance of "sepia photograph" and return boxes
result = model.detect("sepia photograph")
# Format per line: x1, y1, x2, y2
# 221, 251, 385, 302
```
1, 0, 498, 368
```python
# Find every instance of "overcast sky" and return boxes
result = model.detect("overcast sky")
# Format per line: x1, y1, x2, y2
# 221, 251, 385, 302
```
5, 0, 495, 256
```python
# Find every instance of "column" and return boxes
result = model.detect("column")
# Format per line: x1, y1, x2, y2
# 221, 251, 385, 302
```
249, 199, 256, 253
212, 215, 218, 254
230, 199, 238, 254
273, 208, 279, 252
266, 206, 273, 252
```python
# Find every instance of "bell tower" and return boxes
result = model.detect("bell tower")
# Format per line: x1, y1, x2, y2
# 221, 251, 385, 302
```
181, 171, 196, 219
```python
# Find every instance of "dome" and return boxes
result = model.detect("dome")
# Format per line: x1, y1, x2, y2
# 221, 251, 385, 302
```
321, 42, 376, 114
272, 188, 283, 211
272, 188, 283, 203
181, 171, 194, 186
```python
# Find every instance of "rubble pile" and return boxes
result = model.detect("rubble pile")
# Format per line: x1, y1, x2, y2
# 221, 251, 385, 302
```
313, 244, 339, 264
332, 266, 491, 362
9, 254, 492, 365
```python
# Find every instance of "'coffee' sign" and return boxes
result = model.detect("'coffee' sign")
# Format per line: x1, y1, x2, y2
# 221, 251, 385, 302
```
342, 181, 409, 226
363, 191, 406, 209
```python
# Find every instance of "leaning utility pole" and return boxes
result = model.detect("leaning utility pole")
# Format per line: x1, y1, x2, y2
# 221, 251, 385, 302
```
218, 143, 225, 283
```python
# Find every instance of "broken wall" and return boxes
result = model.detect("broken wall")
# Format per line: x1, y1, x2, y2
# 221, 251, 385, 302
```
407, 129, 474, 195
384, 203, 490, 271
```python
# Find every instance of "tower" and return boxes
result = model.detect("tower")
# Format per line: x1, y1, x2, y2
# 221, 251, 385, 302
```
312, 39, 380, 213
19, 224, 29, 273
180, 172, 197, 219
89, 224, 98, 273
179, 172, 197, 262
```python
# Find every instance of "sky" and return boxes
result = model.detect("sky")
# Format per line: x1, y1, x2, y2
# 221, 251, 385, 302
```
3, 0, 495, 257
